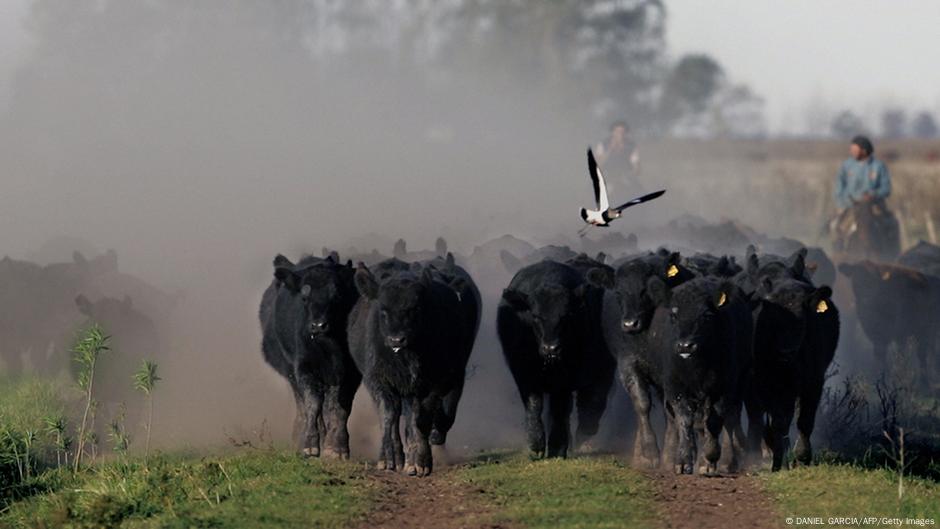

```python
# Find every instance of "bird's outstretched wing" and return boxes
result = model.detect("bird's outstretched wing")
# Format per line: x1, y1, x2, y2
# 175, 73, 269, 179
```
612, 189, 666, 213
587, 148, 609, 211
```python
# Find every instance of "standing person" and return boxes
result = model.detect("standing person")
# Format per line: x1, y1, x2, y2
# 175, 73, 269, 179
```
831, 135, 899, 259
594, 121, 643, 194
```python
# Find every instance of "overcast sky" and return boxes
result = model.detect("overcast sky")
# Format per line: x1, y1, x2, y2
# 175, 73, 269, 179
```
667, 0, 940, 134
2, 0, 939, 134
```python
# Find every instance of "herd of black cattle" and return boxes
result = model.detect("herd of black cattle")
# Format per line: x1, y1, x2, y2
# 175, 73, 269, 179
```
258, 220, 940, 477
3, 218, 940, 476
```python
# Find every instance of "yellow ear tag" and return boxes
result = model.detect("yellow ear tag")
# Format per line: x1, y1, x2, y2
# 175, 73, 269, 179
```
816, 300, 829, 313
881, 271, 891, 280
666, 264, 679, 278
717, 292, 727, 307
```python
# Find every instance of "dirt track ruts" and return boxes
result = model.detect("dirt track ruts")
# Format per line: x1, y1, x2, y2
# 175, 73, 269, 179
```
648, 470, 784, 529
355, 466, 509, 529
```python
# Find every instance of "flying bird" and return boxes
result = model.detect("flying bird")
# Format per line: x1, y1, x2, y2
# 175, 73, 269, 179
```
578, 148, 665, 236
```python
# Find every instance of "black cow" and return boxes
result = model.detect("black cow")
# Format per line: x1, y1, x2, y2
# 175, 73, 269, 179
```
647, 276, 753, 474
259, 254, 361, 458
737, 247, 838, 470
497, 260, 613, 459
592, 250, 695, 469
839, 260, 937, 387
897, 240, 940, 277
348, 259, 478, 476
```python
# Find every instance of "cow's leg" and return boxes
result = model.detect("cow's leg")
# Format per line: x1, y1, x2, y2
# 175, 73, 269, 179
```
407, 396, 435, 477
520, 388, 545, 459
794, 376, 824, 466
621, 367, 659, 468
673, 402, 696, 475
575, 365, 614, 447
661, 400, 678, 469
743, 382, 765, 459
298, 386, 323, 458
546, 391, 573, 458
768, 398, 795, 472
721, 401, 746, 473
376, 393, 403, 471
431, 377, 464, 446
321, 386, 351, 460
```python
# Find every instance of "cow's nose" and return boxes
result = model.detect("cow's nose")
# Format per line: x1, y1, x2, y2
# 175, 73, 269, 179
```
676, 341, 697, 357
622, 318, 641, 332
309, 321, 329, 334
541, 342, 561, 356
387, 335, 408, 350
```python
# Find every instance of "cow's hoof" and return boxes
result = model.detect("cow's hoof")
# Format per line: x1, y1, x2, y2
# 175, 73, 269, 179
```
675, 464, 693, 475
429, 429, 446, 445
405, 464, 417, 476
376, 460, 387, 470
700, 462, 718, 475
528, 450, 545, 461
415, 466, 430, 477
634, 454, 659, 469
322, 448, 346, 460
301, 447, 319, 458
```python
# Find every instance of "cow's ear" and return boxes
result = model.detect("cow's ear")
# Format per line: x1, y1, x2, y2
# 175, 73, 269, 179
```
501, 288, 530, 312
75, 294, 93, 316
273, 254, 293, 269
346, 259, 353, 269
445, 252, 455, 267
393, 239, 407, 258
500, 250, 522, 273
746, 245, 760, 277
595, 252, 607, 264
647, 276, 671, 306
789, 248, 808, 278
810, 286, 833, 314
714, 281, 736, 309
436, 237, 448, 256
586, 267, 614, 289
326, 251, 340, 264
274, 264, 301, 292
354, 264, 379, 299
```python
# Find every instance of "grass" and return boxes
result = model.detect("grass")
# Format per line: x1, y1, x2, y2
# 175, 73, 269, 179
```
0, 451, 374, 528
762, 464, 940, 522
455, 452, 656, 529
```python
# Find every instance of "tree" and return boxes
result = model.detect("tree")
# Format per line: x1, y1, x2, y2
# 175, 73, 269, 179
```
912, 111, 938, 139
658, 54, 725, 134
831, 110, 868, 139
880, 108, 907, 139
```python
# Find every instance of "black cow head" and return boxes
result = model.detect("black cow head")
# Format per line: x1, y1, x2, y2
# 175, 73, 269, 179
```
604, 251, 691, 334
274, 254, 355, 340
649, 277, 735, 362
501, 283, 587, 362
355, 264, 434, 353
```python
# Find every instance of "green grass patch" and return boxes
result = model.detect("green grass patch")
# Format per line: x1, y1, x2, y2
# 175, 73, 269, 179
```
762, 464, 940, 522
0, 451, 374, 528
456, 452, 656, 529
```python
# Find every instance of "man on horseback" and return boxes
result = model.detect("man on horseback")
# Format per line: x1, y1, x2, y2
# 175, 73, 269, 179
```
831, 135, 899, 259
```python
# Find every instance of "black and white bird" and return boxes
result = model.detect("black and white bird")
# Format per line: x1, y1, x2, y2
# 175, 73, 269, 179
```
578, 148, 665, 236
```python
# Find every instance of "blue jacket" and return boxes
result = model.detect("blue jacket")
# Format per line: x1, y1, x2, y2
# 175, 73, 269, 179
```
834, 157, 891, 209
